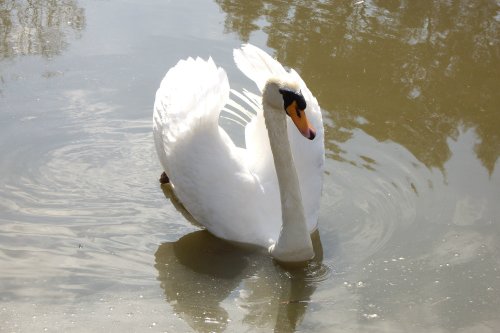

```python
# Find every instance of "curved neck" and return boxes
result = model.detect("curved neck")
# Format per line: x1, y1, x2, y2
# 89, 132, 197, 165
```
263, 101, 314, 262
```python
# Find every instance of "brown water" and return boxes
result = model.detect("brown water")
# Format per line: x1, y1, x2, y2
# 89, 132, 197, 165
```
1, 0, 499, 332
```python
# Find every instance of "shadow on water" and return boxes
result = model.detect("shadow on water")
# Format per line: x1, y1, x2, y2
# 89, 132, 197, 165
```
0, 0, 85, 59
155, 226, 329, 332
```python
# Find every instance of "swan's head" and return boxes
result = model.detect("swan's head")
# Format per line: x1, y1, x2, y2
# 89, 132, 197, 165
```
263, 78, 316, 140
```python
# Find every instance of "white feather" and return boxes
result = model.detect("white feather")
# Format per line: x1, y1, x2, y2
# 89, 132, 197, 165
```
153, 44, 324, 249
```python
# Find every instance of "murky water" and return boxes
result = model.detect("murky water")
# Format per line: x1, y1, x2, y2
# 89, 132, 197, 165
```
1, 0, 499, 332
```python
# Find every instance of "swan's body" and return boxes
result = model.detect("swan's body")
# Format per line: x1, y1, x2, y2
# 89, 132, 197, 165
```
153, 44, 324, 262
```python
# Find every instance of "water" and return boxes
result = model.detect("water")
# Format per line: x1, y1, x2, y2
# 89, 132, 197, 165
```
1, 0, 499, 332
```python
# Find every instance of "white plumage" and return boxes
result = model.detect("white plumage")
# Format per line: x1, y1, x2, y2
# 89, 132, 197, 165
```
153, 44, 324, 261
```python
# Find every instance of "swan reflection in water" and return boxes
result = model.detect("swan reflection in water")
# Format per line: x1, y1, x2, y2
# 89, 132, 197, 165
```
155, 184, 328, 332
155, 230, 325, 332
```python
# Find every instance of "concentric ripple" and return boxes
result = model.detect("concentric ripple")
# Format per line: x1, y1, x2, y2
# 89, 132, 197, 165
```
321, 128, 442, 267
0, 97, 179, 299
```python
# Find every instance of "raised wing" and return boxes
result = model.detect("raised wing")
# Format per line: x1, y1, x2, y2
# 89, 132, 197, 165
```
234, 44, 325, 231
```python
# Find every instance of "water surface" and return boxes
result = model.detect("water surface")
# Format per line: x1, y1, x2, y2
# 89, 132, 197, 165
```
1, 0, 499, 332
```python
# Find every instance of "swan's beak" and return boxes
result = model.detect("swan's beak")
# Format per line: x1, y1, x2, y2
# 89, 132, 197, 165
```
286, 101, 316, 140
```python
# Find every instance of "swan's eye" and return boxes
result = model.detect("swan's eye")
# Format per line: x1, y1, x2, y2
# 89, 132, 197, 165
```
296, 91, 306, 110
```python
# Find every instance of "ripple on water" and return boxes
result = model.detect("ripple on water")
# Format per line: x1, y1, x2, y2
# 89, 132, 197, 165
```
305, 262, 333, 283
322, 128, 439, 266
0, 123, 160, 221
282, 261, 333, 285
0, 116, 181, 299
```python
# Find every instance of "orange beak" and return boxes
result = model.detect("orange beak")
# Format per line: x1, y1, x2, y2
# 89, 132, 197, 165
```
286, 101, 316, 140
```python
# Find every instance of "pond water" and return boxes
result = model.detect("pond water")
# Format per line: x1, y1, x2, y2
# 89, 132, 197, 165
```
1, 0, 499, 332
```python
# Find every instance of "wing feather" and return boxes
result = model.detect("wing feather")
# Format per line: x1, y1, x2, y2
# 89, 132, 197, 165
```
153, 55, 280, 247
233, 44, 288, 92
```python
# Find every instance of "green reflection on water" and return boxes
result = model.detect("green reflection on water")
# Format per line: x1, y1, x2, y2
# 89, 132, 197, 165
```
215, 0, 500, 173
0, 0, 85, 59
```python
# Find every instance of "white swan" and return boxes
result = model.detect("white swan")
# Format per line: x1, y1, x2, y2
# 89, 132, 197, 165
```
153, 44, 324, 262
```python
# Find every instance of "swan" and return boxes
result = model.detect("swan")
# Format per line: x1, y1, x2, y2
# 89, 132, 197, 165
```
153, 44, 324, 262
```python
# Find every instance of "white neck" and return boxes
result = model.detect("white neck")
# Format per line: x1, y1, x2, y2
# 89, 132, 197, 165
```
263, 99, 314, 262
